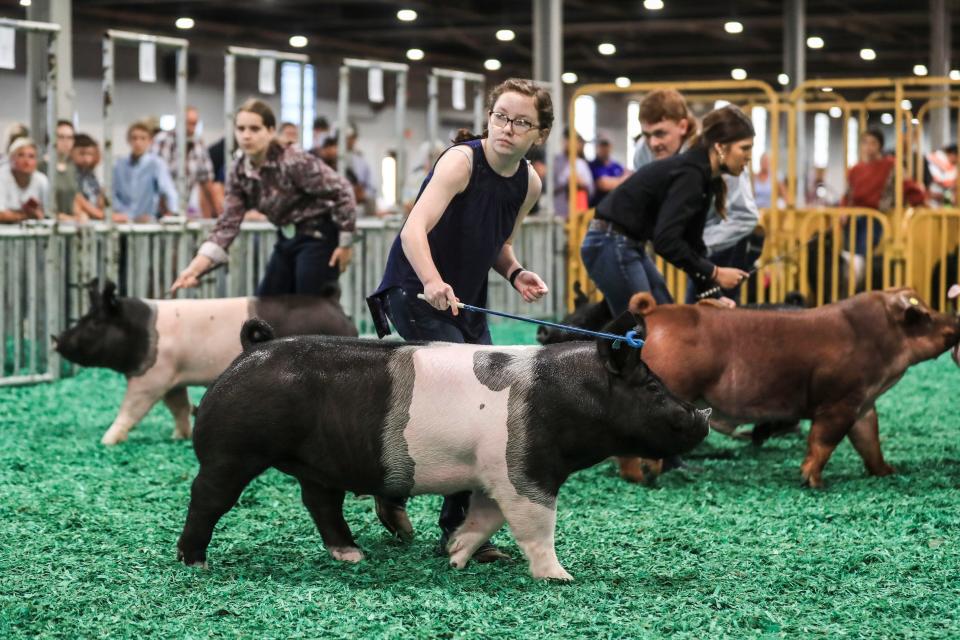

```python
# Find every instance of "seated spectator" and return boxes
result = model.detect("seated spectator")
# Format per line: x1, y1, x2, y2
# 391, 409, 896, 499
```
71, 133, 127, 223
553, 129, 594, 218
0, 138, 49, 223
151, 106, 220, 218
113, 121, 180, 222
588, 133, 628, 207
278, 122, 300, 148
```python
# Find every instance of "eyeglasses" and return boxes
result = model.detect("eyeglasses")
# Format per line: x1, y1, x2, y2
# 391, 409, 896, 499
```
489, 111, 540, 134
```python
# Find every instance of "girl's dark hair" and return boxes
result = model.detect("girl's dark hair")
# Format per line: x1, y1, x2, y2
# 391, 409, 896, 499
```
453, 78, 554, 144
237, 98, 277, 129
863, 128, 884, 149
689, 105, 756, 218
236, 98, 283, 155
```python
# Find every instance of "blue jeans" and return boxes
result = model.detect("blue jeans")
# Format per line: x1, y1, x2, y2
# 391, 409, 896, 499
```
383, 287, 491, 540
844, 217, 883, 257
581, 227, 674, 316
256, 218, 340, 296
684, 233, 764, 304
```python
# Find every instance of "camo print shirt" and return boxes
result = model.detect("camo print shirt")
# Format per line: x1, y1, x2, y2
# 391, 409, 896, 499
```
199, 143, 356, 263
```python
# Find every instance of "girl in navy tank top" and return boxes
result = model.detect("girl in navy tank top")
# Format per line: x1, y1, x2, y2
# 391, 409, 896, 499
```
367, 78, 553, 562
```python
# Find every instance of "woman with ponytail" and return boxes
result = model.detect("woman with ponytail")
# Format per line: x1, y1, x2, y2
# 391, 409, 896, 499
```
367, 78, 552, 563
581, 105, 755, 312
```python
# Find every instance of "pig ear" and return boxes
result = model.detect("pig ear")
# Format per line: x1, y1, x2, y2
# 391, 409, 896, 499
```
87, 278, 100, 309
902, 295, 931, 326
573, 281, 588, 309
628, 292, 657, 319
597, 311, 643, 376
102, 280, 120, 313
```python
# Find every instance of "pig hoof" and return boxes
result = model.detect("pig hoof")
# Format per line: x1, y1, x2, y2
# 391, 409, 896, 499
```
532, 566, 574, 582
329, 547, 364, 563
449, 557, 469, 570
100, 431, 128, 446
172, 427, 192, 441
374, 498, 414, 542
177, 549, 208, 568
869, 464, 895, 477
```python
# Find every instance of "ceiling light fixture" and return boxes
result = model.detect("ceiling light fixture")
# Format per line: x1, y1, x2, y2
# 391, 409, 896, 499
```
880, 113, 893, 125
598, 43, 616, 56
731, 68, 747, 81
484, 58, 502, 71
615, 76, 631, 88
913, 64, 928, 76
397, 9, 417, 22
643, 0, 664, 9
495, 29, 515, 42
288, 35, 308, 48
901, 99, 912, 110
806, 36, 824, 49
724, 21, 743, 34
860, 48, 876, 61
828, 106, 842, 118
175, 17, 194, 30
778, 73, 790, 86
406, 48, 424, 61
950, 70, 960, 80
561, 72, 578, 84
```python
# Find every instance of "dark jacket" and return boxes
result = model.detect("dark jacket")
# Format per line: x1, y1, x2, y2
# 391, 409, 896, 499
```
595, 145, 719, 283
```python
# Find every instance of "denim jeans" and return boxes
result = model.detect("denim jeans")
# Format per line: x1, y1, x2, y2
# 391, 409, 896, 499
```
256, 218, 340, 296
580, 227, 674, 316
383, 287, 491, 539
844, 216, 883, 257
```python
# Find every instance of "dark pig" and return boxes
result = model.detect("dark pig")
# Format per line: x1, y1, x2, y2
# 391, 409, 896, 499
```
53, 280, 357, 445
177, 314, 710, 581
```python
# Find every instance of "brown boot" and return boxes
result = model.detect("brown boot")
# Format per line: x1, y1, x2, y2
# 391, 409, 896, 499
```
374, 496, 414, 542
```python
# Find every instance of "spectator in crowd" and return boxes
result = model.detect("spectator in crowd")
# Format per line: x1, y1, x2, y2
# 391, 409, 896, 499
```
843, 129, 925, 249
113, 121, 180, 222
278, 122, 300, 148
633, 89, 698, 169
633, 89, 762, 303
345, 124, 377, 216
588, 132, 628, 207
553, 129, 594, 218
71, 133, 127, 223
51, 119, 81, 220
0, 123, 29, 167
401, 140, 443, 215
925, 143, 957, 206
311, 134, 368, 211
524, 143, 547, 214
0, 138, 49, 223
152, 106, 220, 218
752, 152, 773, 208
312, 116, 331, 148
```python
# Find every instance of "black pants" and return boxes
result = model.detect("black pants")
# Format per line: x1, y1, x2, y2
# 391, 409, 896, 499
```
385, 287, 491, 537
256, 218, 340, 296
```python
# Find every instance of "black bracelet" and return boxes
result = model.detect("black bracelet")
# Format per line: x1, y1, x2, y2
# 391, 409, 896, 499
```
508, 267, 525, 290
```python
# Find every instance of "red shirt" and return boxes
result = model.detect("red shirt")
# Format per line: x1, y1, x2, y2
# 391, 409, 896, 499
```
844, 156, 925, 209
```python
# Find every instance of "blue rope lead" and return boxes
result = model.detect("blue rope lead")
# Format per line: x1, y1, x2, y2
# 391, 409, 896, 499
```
416, 294, 644, 349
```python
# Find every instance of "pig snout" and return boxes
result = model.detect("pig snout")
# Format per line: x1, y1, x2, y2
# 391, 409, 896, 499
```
536, 325, 550, 344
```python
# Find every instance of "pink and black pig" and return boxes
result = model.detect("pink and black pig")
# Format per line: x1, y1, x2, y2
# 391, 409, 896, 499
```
951, 284, 960, 365
177, 313, 711, 581
54, 280, 357, 445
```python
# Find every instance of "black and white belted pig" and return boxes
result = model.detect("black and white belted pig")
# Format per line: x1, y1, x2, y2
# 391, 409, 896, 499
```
53, 280, 357, 445
177, 315, 711, 581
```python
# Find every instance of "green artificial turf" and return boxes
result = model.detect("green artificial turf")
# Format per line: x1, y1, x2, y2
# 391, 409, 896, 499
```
1, 322, 959, 638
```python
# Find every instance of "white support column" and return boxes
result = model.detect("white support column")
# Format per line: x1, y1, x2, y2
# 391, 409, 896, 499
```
929, 0, 952, 149
533, 0, 562, 216
784, 0, 806, 205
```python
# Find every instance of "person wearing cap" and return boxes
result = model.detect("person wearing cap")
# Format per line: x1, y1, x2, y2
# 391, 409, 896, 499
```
0, 137, 50, 223
588, 133, 628, 207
